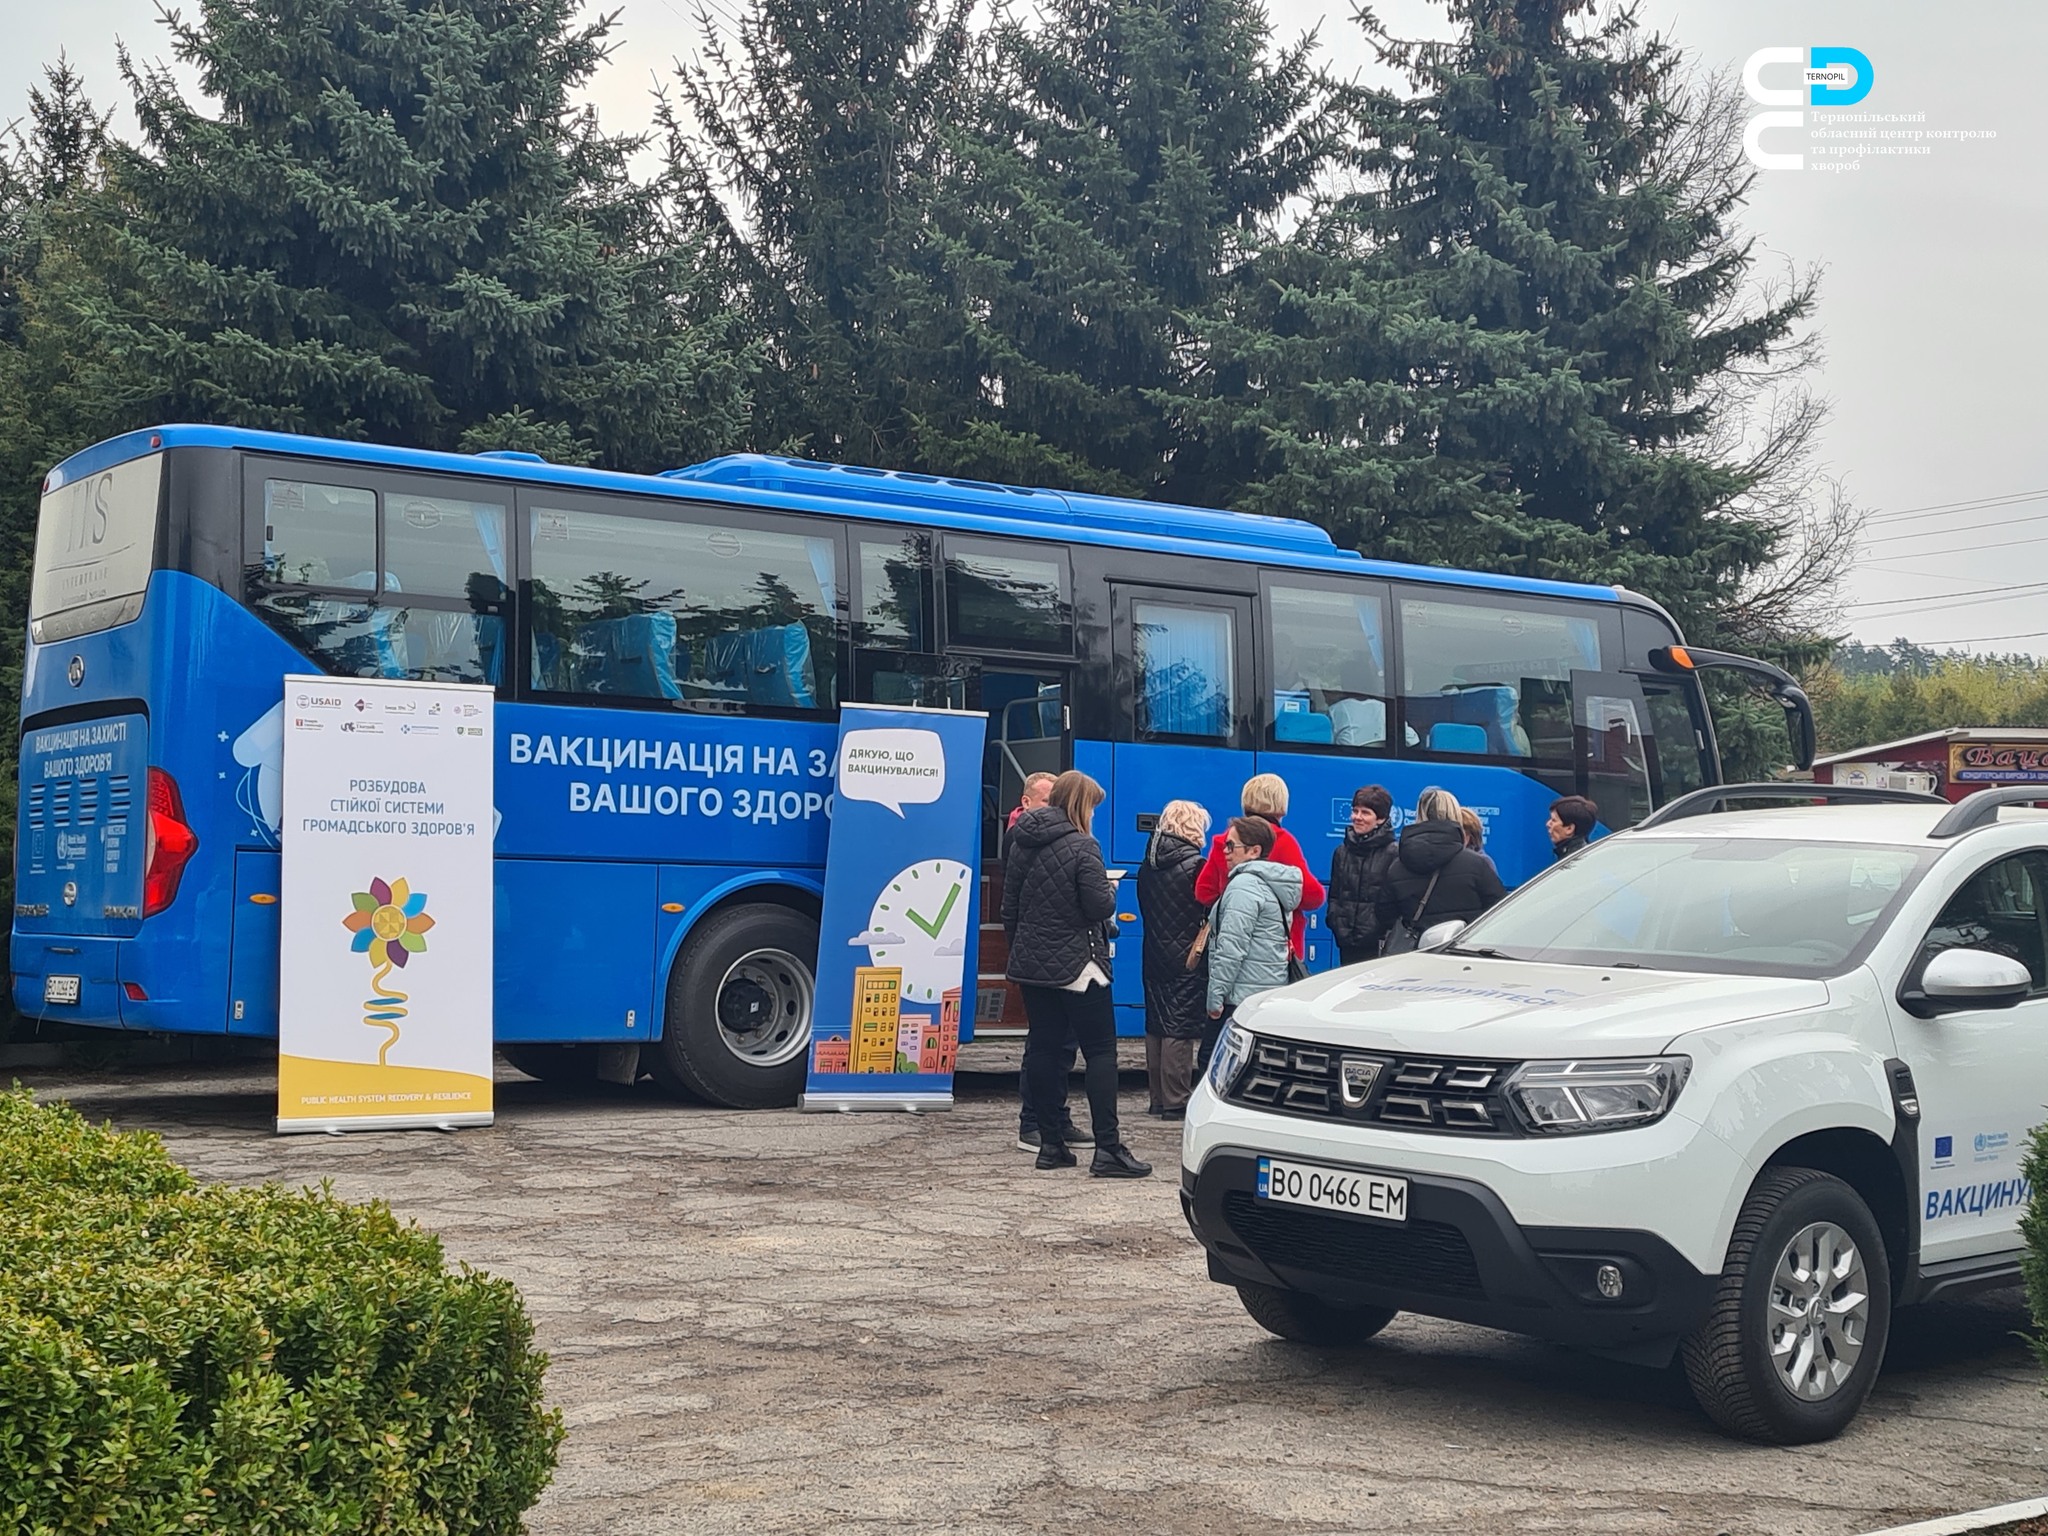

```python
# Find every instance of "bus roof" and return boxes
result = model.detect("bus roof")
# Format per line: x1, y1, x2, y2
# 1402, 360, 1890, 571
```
49, 424, 1626, 606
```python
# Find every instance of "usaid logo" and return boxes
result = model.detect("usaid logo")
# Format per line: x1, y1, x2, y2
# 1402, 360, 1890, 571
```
1742, 47, 1874, 170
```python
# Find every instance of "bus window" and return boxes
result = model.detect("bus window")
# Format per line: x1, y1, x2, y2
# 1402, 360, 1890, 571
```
1267, 584, 1389, 749
1643, 682, 1708, 798
1132, 600, 1235, 740
943, 539, 1072, 654
855, 533, 932, 649
528, 501, 840, 710
1398, 594, 1599, 760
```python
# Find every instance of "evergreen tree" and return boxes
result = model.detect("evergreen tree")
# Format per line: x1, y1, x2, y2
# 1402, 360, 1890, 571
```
65, 0, 745, 469
666, 0, 971, 461
905, 0, 1338, 496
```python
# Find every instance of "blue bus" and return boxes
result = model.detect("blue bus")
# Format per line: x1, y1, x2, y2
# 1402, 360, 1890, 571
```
13, 425, 1813, 1106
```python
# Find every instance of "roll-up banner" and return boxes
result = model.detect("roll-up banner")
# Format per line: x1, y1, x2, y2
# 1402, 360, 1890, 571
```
276, 676, 495, 1134
802, 703, 988, 1112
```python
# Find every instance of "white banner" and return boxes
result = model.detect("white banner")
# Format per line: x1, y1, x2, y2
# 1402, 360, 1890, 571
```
276, 675, 495, 1133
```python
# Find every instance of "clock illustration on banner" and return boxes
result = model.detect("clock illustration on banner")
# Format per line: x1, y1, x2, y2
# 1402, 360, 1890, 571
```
865, 858, 975, 1004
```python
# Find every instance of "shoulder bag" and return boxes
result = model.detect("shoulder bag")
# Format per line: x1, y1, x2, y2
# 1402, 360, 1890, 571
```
1381, 869, 1443, 957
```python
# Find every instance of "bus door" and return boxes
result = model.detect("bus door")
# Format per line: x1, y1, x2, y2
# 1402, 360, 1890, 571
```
1570, 670, 1657, 831
974, 668, 1069, 1034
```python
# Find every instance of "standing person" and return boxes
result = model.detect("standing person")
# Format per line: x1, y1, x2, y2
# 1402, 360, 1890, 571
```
1003, 770, 1151, 1178
1006, 768, 1075, 1149
1548, 795, 1597, 859
1194, 774, 1325, 964
1136, 799, 1211, 1120
1003, 772, 1056, 852
1378, 787, 1505, 950
1202, 817, 1302, 1071
1326, 785, 1398, 966
1459, 808, 1499, 876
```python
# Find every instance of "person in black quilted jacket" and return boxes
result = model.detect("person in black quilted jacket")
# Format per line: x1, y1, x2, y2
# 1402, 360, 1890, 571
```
1327, 784, 1398, 964
1004, 770, 1151, 1178
1136, 799, 1211, 1119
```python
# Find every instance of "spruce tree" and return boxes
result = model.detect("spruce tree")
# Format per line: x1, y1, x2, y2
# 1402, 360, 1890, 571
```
65, 0, 745, 469
906, 0, 1338, 496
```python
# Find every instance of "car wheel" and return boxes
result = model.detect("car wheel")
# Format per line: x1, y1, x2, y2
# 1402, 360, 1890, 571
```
499, 1044, 603, 1084
1236, 1282, 1397, 1345
1681, 1168, 1891, 1444
649, 903, 816, 1109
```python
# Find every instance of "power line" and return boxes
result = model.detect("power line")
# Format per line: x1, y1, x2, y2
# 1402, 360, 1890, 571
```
1861, 507, 2048, 547
1863, 486, 2048, 527
1903, 626, 2048, 647
1844, 578, 2048, 611
1862, 527, 2048, 563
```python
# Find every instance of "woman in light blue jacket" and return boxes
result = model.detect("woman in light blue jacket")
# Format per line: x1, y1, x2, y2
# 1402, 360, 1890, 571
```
1202, 816, 1303, 1068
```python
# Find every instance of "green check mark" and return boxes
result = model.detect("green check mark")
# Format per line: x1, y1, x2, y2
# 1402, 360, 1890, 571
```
906, 882, 962, 939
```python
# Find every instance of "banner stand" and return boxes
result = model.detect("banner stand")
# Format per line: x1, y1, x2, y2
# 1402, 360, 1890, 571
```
801, 703, 987, 1113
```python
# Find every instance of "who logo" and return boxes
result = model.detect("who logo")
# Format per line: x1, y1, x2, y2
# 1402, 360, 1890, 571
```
1741, 47, 1874, 170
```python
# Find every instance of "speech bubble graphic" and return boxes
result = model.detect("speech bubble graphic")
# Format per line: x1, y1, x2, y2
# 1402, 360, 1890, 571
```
837, 727, 946, 816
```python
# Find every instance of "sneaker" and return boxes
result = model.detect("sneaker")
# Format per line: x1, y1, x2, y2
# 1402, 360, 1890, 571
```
1036, 1140, 1078, 1170
1091, 1144, 1152, 1179
1159, 1106, 1186, 1121
1016, 1127, 1040, 1153
1056, 1114, 1095, 1148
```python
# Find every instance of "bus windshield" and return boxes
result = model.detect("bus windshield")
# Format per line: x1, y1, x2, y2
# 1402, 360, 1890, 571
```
32, 453, 163, 642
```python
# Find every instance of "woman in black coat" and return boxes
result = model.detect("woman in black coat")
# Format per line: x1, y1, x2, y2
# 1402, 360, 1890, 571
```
1004, 770, 1150, 1178
1377, 787, 1506, 946
1136, 800, 1211, 1118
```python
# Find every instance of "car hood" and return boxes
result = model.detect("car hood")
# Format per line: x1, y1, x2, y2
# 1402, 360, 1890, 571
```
1234, 953, 1831, 1060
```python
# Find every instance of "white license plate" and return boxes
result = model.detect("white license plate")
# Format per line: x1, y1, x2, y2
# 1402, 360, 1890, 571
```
43, 975, 80, 1005
1257, 1156, 1407, 1223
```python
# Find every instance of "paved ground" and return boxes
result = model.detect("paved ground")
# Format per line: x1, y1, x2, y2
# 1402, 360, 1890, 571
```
12, 1051, 2048, 1536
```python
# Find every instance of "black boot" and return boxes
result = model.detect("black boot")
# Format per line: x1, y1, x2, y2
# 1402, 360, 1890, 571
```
1091, 1143, 1152, 1179
1035, 1139, 1078, 1170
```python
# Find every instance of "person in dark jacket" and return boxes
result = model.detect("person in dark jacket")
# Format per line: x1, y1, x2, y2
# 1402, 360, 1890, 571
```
1136, 799, 1211, 1119
1326, 784, 1398, 965
1378, 787, 1505, 944
1003, 770, 1151, 1178
1548, 795, 1598, 860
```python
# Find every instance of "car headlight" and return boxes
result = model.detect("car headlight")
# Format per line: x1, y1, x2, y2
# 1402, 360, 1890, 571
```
1209, 1020, 1253, 1095
1505, 1057, 1690, 1134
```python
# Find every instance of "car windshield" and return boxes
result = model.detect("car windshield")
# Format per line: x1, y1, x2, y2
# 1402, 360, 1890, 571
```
1450, 835, 1936, 978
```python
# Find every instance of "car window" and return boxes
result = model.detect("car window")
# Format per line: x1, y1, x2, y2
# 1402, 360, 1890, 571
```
1916, 854, 2048, 991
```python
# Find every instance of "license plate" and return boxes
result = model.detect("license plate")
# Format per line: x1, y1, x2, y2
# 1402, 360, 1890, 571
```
1257, 1156, 1407, 1223
43, 975, 80, 1005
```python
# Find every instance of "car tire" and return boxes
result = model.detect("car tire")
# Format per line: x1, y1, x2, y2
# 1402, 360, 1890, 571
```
498, 1044, 602, 1084
1681, 1168, 1892, 1444
1235, 1282, 1398, 1345
648, 903, 817, 1109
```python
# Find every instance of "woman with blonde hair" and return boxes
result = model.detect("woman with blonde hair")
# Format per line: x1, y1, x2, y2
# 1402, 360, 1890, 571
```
1193, 773, 1325, 965
1003, 769, 1150, 1177
1378, 786, 1505, 951
1136, 799, 1211, 1118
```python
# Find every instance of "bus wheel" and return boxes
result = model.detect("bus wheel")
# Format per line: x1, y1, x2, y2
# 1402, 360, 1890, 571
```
499, 1044, 602, 1084
650, 903, 817, 1108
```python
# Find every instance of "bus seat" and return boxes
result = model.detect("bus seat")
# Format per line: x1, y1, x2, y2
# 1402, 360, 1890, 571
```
1328, 697, 1386, 747
1427, 721, 1490, 755
1409, 686, 1522, 755
574, 613, 682, 699
704, 622, 815, 708
1274, 710, 1334, 745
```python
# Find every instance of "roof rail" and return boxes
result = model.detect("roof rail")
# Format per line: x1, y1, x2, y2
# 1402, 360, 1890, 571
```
1929, 786, 2048, 839
1636, 782, 1945, 830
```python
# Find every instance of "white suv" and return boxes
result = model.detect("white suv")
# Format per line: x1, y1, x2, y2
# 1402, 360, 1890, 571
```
1181, 785, 2048, 1444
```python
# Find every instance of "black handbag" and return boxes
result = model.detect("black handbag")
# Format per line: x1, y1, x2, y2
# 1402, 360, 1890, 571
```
1286, 952, 1308, 984
1382, 870, 1443, 956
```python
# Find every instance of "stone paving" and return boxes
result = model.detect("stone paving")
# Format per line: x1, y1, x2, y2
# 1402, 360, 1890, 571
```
12, 1053, 2048, 1536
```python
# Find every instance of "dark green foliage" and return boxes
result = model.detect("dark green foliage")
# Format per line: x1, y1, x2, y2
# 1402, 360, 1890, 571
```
2021, 1122, 2048, 1381
0, 1089, 563, 1534
76, 0, 746, 469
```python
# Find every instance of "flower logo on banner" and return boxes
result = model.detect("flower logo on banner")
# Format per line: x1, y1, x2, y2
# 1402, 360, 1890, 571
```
341, 878, 434, 1064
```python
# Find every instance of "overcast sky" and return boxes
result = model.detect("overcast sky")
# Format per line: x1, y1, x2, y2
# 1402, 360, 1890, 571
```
6, 1, 2041, 653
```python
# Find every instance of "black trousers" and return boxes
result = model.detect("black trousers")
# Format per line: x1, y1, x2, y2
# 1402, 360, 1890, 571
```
1019, 982, 1120, 1152
1017, 1024, 1079, 1132
1196, 1007, 1233, 1077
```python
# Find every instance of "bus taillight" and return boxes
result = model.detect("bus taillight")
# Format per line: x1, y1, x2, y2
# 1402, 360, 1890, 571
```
143, 768, 198, 917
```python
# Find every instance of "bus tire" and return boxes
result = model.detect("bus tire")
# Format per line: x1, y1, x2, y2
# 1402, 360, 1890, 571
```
499, 1044, 602, 1084
650, 903, 818, 1108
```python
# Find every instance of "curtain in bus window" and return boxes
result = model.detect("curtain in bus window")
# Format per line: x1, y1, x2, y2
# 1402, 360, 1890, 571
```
1133, 602, 1233, 739
1268, 585, 1387, 747
1398, 597, 1600, 759
384, 491, 508, 684
529, 503, 837, 707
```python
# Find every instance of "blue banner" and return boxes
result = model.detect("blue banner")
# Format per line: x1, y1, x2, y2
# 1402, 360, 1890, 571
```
801, 704, 989, 1112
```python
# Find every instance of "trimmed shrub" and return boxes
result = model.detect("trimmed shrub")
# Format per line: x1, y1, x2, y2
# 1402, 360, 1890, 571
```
2022, 1123, 2048, 1376
0, 1090, 563, 1534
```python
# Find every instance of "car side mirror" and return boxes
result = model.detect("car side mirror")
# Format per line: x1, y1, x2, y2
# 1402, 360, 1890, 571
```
1417, 920, 1467, 952
1902, 947, 2034, 1018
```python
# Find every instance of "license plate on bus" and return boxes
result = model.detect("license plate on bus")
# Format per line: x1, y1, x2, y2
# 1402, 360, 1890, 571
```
43, 975, 80, 1005
1257, 1156, 1407, 1223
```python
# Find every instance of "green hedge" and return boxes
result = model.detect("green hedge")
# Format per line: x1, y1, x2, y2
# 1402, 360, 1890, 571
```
0, 1090, 562, 1534
2023, 1123, 2048, 1377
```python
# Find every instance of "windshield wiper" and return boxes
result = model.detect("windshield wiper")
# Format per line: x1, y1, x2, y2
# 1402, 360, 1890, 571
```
1442, 942, 1511, 959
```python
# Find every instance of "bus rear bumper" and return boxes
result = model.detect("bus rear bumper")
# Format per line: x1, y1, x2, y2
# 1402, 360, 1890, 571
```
13, 935, 145, 1030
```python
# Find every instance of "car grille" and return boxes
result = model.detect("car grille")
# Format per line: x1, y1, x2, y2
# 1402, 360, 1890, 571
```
1223, 1033, 1520, 1135
1223, 1191, 1484, 1298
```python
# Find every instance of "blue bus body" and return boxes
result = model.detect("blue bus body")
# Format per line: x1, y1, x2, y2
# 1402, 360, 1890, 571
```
14, 425, 1758, 1106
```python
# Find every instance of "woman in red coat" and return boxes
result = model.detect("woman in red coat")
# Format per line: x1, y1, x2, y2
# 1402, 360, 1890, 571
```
1193, 773, 1325, 960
